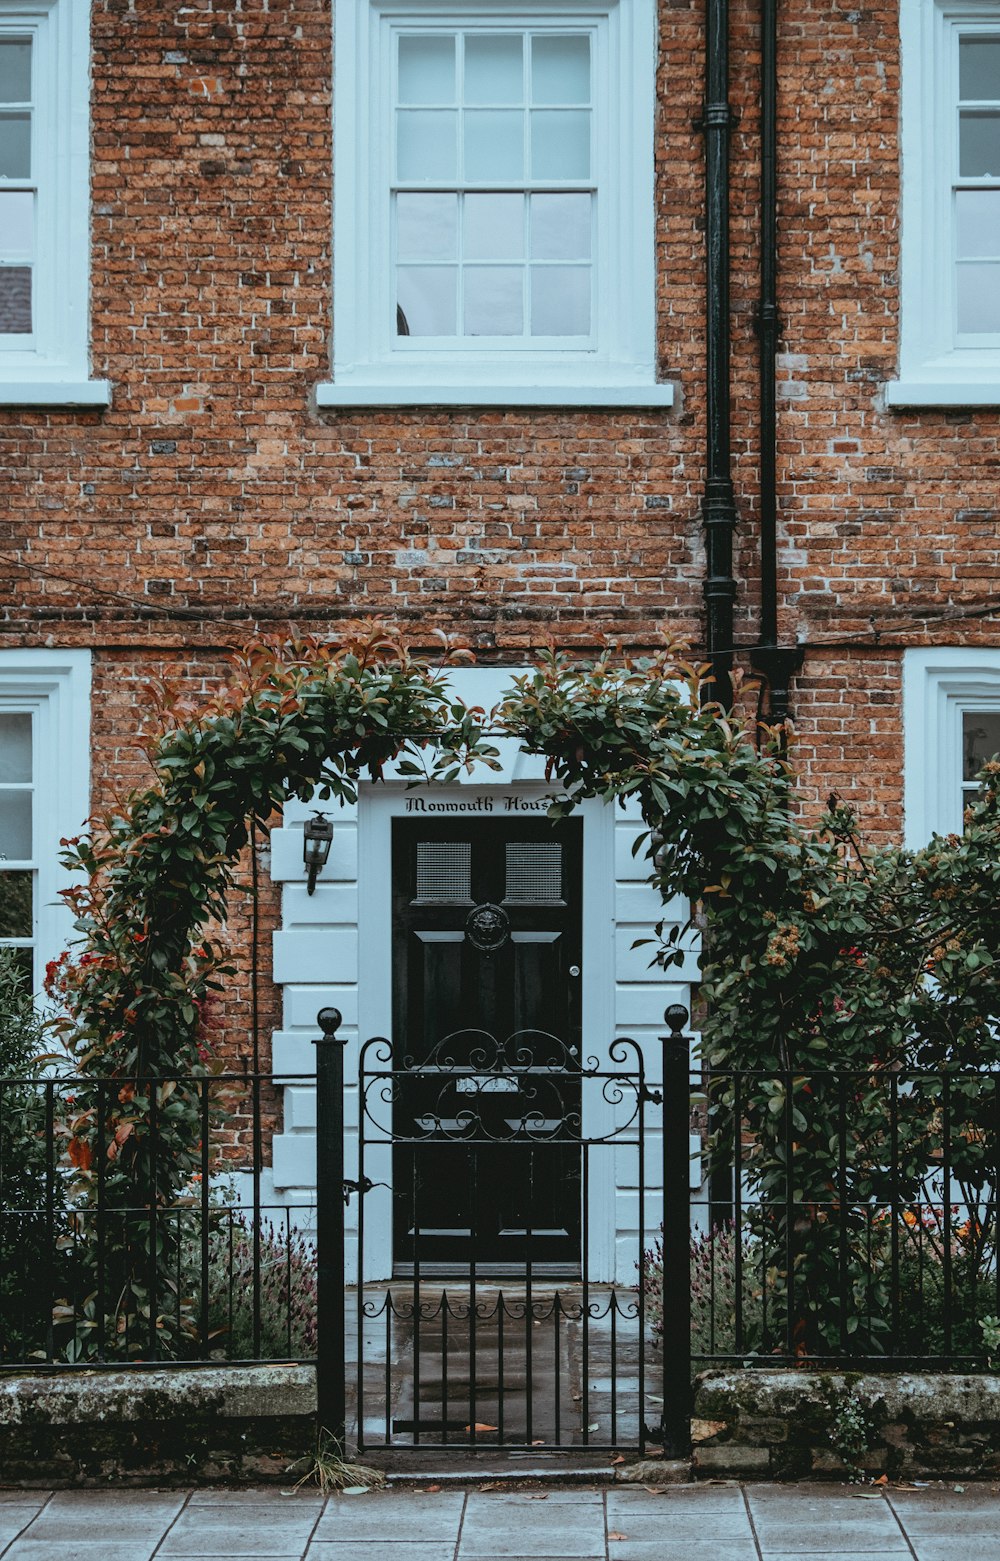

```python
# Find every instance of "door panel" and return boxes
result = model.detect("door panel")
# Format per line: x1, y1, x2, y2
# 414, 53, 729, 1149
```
392, 815, 583, 1270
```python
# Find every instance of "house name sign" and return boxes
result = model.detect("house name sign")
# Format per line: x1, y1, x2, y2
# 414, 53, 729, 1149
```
404, 793, 559, 814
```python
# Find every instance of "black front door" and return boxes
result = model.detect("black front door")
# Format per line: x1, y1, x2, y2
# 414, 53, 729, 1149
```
392, 814, 583, 1271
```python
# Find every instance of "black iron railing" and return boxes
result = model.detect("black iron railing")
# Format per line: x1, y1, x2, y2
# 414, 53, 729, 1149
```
0, 1068, 320, 1369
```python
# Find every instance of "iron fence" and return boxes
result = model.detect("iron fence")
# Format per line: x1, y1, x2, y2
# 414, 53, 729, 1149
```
0, 1068, 319, 1369
683, 1063, 1000, 1370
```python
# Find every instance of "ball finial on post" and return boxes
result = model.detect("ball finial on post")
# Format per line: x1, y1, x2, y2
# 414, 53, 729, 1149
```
665, 1003, 689, 1035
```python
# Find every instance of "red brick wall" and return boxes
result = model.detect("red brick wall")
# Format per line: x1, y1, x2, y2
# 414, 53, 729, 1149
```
4, 0, 999, 1051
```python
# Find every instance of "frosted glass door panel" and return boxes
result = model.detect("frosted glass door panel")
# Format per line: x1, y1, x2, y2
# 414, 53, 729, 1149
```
398, 36, 456, 104
465, 35, 523, 104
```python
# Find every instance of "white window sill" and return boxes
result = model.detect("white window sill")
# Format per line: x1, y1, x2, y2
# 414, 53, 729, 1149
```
314, 380, 675, 409
884, 380, 1000, 408
0, 380, 112, 408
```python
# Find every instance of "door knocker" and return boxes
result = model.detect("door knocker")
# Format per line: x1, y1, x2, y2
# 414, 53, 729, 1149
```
466, 902, 510, 954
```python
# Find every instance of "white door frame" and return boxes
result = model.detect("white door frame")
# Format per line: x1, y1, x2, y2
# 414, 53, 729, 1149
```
357, 779, 617, 1282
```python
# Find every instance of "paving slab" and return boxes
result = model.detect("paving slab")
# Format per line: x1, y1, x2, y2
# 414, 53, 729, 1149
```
1, 1545, 160, 1561
458, 1490, 604, 1558
158, 1508, 319, 1558
0, 1492, 50, 1505
313, 1490, 464, 1542
307, 1547, 458, 1561
189, 1490, 324, 1507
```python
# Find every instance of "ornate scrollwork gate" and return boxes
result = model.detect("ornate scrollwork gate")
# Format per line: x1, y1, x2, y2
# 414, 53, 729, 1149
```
351, 1025, 660, 1454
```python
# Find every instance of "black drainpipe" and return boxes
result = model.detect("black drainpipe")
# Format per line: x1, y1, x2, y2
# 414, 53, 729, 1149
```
701, 0, 738, 712
749, 0, 802, 720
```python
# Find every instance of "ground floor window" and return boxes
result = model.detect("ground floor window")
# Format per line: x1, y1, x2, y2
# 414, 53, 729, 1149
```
0, 649, 90, 992
903, 647, 1000, 844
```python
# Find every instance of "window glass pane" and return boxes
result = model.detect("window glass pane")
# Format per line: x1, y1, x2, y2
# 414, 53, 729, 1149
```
0, 792, 31, 861
956, 261, 1000, 332
959, 111, 1000, 176
0, 191, 32, 260
1, 944, 33, 990
464, 265, 523, 334
956, 190, 1000, 257
0, 714, 31, 783
530, 111, 590, 180
397, 110, 458, 182
530, 193, 591, 259
531, 35, 590, 105
531, 265, 590, 334
963, 710, 1000, 779
0, 266, 31, 333
397, 266, 458, 334
464, 110, 524, 181
465, 194, 524, 259
397, 193, 458, 261
959, 38, 1000, 101
0, 40, 31, 104
0, 112, 30, 178
398, 36, 456, 105
464, 35, 523, 105
0, 871, 32, 937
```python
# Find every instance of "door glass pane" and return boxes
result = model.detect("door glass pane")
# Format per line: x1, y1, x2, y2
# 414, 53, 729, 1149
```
398, 36, 456, 104
397, 193, 458, 261
963, 710, 1000, 779
959, 37, 1000, 101
530, 111, 590, 180
956, 189, 1000, 256
415, 841, 472, 902
531, 36, 590, 105
0, 191, 32, 260
0, 266, 30, 333
397, 266, 457, 334
0, 791, 31, 861
531, 265, 590, 334
956, 261, 1000, 332
465, 35, 523, 105
505, 842, 563, 902
960, 111, 1000, 176
530, 193, 591, 259
397, 110, 458, 182
0, 870, 32, 937
0, 113, 30, 178
464, 110, 524, 181
465, 194, 524, 259
464, 265, 523, 335
0, 714, 31, 782
0, 40, 31, 103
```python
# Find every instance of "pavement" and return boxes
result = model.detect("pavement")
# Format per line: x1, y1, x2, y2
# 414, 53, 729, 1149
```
2, 1481, 1000, 1561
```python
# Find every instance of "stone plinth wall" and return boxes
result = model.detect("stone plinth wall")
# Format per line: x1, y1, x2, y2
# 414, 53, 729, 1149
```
0, 1367, 316, 1487
693, 1370, 1000, 1481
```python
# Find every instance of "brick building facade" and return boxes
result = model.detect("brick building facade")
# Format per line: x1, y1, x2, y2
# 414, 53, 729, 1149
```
1, 0, 998, 1275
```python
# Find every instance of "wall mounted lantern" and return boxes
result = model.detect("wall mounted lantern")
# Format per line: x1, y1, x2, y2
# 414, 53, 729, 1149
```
303, 811, 334, 895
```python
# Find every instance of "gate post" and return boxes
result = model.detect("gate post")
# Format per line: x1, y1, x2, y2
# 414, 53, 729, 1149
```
659, 1004, 692, 1456
314, 1006, 348, 1452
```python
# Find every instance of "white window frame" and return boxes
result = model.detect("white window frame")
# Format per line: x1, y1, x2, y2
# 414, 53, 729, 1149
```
903, 647, 1000, 843
320, 0, 672, 408
889, 0, 1000, 407
0, 649, 91, 992
0, 0, 109, 407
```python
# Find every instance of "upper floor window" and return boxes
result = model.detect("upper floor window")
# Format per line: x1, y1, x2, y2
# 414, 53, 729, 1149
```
0, 0, 109, 407
320, 0, 671, 408
889, 0, 1000, 406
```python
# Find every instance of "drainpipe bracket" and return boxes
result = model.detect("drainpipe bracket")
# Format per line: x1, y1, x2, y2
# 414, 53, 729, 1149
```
750, 644, 805, 724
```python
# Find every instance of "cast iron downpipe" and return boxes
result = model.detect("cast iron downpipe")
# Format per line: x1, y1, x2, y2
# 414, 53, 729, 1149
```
749, 0, 802, 719
701, 0, 738, 712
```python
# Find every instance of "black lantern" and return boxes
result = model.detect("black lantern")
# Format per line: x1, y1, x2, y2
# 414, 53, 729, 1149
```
303, 811, 334, 895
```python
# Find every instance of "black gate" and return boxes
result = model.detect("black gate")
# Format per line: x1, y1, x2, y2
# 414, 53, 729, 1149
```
359, 1026, 646, 1452
308, 1006, 694, 1457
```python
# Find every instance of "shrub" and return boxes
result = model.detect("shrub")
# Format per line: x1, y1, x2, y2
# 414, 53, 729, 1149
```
208, 1213, 318, 1360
